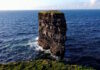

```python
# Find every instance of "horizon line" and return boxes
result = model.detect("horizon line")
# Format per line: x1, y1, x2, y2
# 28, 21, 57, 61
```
0, 9, 100, 11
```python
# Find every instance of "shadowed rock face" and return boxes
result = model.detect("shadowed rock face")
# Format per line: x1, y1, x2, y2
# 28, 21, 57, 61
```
38, 11, 67, 58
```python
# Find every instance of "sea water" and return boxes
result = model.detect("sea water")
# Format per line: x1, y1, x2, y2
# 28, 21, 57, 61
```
0, 10, 100, 67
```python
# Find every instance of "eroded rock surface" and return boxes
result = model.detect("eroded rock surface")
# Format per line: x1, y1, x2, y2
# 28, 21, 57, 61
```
38, 11, 67, 58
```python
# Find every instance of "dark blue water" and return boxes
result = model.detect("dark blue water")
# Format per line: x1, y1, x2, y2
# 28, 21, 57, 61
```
64, 10, 100, 68
0, 10, 100, 67
0, 11, 40, 63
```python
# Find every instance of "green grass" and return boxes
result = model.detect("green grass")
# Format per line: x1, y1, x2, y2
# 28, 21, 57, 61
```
0, 59, 95, 70
39, 10, 62, 14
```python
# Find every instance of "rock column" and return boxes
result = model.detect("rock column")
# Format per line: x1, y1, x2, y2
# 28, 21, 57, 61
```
38, 11, 67, 58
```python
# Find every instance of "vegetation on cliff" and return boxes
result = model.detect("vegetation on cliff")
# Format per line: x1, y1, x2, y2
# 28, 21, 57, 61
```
39, 10, 62, 14
0, 59, 95, 70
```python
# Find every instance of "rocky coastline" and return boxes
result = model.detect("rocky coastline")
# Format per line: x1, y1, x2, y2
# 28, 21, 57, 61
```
0, 11, 95, 70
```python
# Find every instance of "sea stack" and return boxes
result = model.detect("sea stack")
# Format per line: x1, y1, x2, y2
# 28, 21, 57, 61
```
38, 11, 67, 58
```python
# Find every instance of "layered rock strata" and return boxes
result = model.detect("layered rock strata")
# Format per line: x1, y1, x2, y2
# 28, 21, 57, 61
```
38, 11, 67, 58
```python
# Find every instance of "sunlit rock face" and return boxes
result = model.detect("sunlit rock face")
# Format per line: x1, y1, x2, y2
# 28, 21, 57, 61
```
38, 11, 67, 58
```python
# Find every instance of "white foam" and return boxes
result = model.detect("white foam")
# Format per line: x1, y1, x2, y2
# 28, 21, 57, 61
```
33, 41, 43, 51
28, 40, 34, 48
43, 49, 51, 53
51, 54, 59, 60
27, 37, 43, 51
35, 37, 39, 41
27, 37, 60, 60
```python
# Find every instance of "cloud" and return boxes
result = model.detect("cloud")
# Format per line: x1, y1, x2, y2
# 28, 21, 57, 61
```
0, 0, 100, 10
90, 0, 96, 6
89, 0, 100, 6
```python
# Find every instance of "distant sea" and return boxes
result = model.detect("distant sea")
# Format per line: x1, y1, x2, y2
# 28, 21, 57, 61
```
0, 10, 100, 68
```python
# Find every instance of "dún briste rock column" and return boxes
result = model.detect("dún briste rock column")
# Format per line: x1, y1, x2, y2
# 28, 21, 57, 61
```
38, 11, 67, 58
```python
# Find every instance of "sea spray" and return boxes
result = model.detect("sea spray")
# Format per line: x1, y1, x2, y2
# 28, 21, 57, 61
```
27, 37, 60, 60
28, 37, 43, 51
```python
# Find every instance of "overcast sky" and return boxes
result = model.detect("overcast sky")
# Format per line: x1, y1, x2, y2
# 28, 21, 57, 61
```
0, 0, 100, 10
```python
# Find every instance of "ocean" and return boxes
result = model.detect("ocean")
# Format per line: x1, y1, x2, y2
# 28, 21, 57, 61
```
0, 10, 100, 67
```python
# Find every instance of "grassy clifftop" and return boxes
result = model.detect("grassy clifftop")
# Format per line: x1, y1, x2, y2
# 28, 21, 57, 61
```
0, 59, 94, 70
39, 10, 62, 14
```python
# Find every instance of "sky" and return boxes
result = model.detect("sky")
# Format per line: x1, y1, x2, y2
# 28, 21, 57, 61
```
0, 0, 100, 10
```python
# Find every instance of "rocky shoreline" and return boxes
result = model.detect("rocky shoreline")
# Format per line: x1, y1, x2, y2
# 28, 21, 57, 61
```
0, 11, 95, 70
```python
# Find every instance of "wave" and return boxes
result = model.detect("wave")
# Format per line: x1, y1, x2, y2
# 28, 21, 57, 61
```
27, 37, 43, 51
0, 36, 45, 63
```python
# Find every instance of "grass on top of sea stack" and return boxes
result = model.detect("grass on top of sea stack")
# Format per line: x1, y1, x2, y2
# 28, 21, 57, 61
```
0, 59, 95, 70
39, 10, 62, 14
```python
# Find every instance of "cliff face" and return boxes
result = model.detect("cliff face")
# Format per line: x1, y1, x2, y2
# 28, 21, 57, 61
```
38, 11, 67, 58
